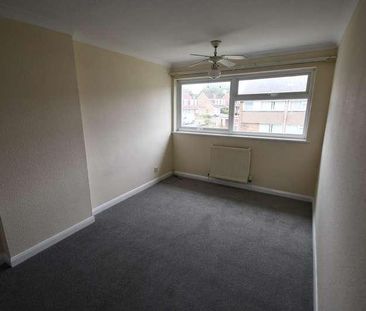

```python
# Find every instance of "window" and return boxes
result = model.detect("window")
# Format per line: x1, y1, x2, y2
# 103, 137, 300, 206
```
180, 81, 230, 129
238, 75, 308, 95
177, 69, 314, 140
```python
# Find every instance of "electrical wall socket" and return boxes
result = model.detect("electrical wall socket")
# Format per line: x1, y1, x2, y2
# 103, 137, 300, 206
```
154, 167, 159, 173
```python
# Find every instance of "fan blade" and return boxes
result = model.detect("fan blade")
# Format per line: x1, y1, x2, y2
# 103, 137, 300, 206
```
223, 55, 247, 60
190, 53, 211, 57
218, 59, 236, 68
189, 59, 209, 67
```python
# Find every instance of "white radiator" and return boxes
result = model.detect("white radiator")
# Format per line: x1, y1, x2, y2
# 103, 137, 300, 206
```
209, 146, 251, 183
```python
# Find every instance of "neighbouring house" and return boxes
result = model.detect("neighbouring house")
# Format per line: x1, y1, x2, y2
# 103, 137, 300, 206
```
182, 86, 306, 134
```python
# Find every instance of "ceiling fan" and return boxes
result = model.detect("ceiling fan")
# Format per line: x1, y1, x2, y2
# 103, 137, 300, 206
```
189, 40, 247, 79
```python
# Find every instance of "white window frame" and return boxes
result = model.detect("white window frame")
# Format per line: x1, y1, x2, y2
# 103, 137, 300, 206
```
176, 68, 315, 141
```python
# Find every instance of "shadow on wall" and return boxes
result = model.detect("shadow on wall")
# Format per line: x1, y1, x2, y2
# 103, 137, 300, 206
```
157, 134, 174, 176
0, 216, 10, 265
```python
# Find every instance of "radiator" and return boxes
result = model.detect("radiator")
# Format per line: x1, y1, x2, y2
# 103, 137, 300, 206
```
209, 146, 251, 183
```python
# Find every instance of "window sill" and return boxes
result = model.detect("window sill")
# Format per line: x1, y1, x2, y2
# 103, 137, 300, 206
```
173, 130, 310, 143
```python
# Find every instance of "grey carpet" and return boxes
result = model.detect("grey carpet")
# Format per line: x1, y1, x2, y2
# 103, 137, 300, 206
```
0, 176, 313, 311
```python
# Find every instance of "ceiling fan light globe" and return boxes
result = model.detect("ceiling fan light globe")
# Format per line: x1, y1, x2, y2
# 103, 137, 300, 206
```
208, 66, 221, 79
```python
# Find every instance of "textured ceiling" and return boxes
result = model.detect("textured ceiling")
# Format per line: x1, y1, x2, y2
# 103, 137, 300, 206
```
0, 0, 358, 67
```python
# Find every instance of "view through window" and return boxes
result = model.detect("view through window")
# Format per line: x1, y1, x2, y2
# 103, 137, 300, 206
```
178, 71, 313, 139
238, 75, 308, 95
181, 81, 230, 129
234, 99, 307, 135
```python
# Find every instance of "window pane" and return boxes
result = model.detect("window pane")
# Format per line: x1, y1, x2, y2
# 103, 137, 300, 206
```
181, 81, 230, 129
233, 99, 308, 135
238, 75, 308, 95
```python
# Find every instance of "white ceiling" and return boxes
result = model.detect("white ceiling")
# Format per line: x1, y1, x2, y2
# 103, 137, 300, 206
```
0, 0, 358, 67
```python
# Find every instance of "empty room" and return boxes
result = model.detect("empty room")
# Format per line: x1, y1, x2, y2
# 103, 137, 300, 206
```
0, 0, 365, 310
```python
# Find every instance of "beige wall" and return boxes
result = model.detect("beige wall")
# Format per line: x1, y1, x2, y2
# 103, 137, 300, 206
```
0, 235, 4, 257
0, 218, 9, 259
74, 42, 173, 208
0, 18, 92, 257
0, 224, 5, 257
174, 58, 335, 196
315, 0, 366, 310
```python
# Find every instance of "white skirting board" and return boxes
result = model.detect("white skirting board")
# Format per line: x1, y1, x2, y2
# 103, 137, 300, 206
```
174, 171, 314, 203
9, 216, 95, 267
93, 171, 173, 216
